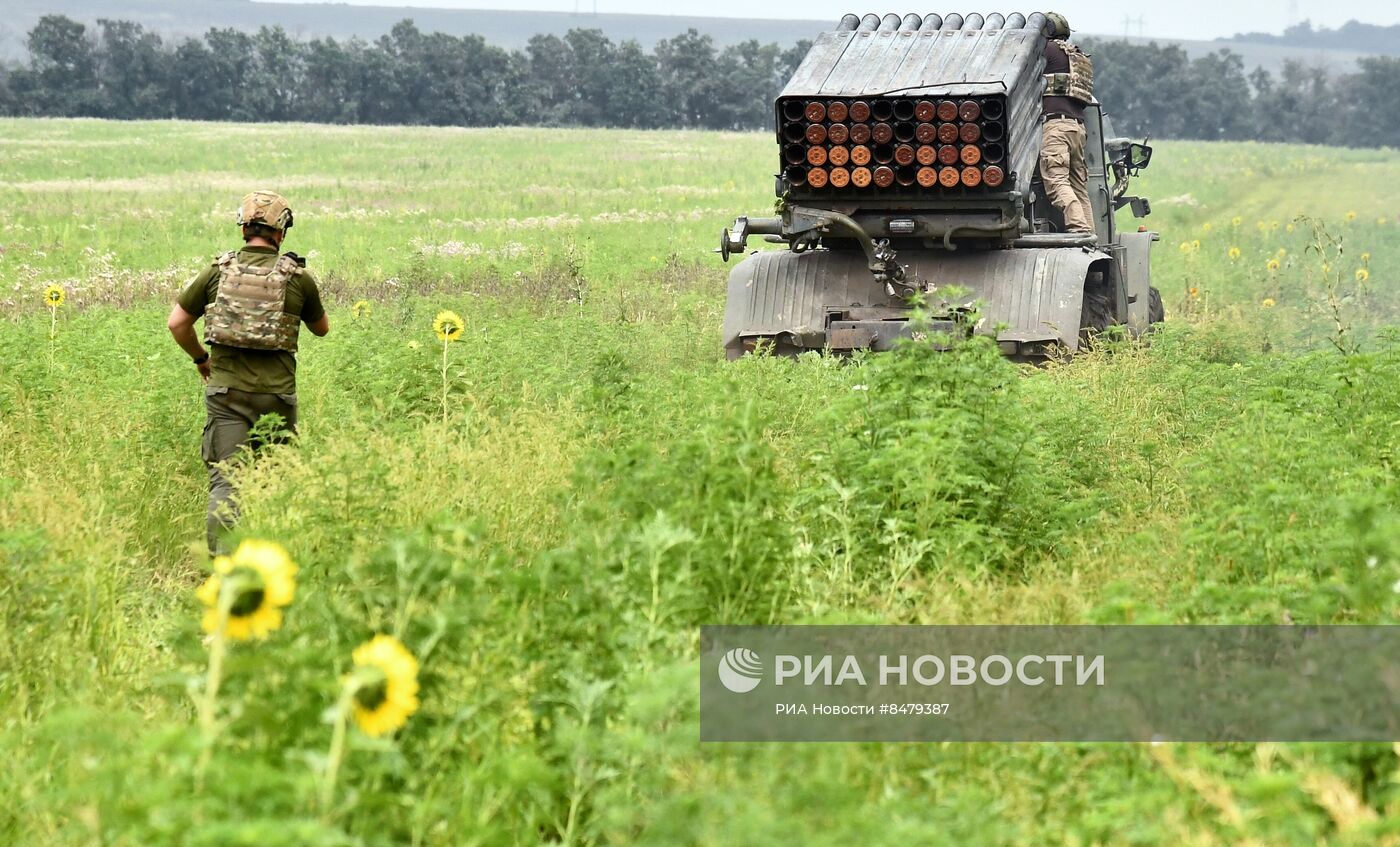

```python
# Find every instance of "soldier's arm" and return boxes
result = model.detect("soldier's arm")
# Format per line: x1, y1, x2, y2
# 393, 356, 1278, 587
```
167, 305, 209, 381
300, 269, 330, 337
171, 265, 215, 379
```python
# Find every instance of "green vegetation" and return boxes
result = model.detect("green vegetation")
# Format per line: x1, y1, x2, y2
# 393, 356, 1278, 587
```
9, 13, 1400, 146
1, 119, 1398, 845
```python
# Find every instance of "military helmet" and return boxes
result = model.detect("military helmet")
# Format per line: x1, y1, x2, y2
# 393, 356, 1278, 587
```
236, 190, 294, 232
1045, 12, 1071, 39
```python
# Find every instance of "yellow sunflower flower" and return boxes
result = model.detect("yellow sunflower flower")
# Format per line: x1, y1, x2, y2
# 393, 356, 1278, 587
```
1178, 242, 1193, 254
1201, 222, 1213, 233
1360, 253, 1371, 266
1231, 216, 1243, 228
43, 284, 65, 308
1228, 247, 1242, 261
196, 539, 298, 641
349, 635, 420, 737
1188, 286, 1200, 299
1345, 211, 1357, 222
433, 310, 465, 343
1266, 259, 1281, 272
1276, 248, 1287, 258
352, 300, 371, 319
1356, 268, 1370, 282
1262, 298, 1276, 308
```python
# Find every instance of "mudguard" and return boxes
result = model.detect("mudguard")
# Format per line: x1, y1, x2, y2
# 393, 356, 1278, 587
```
723, 247, 1108, 357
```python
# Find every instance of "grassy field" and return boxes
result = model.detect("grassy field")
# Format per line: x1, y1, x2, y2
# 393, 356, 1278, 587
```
1, 119, 1398, 846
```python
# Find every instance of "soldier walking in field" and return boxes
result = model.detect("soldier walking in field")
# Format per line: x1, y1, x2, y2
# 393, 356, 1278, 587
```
1040, 12, 1095, 234
166, 191, 329, 554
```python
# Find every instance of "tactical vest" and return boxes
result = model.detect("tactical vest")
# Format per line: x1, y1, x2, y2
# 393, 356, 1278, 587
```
1044, 41, 1094, 104
204, 252, 302, 352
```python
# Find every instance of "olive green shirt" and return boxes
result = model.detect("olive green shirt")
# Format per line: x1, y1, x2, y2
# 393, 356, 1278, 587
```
178, 246, 324, 395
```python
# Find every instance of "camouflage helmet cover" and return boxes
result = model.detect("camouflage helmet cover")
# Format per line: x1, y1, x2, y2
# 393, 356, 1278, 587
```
1045, 12, 1071, 39
236, 190, 294, 232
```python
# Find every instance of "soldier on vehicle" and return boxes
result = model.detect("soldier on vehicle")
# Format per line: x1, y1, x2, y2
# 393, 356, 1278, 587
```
166, 191, 329, 554
1040, 12, 1095, 234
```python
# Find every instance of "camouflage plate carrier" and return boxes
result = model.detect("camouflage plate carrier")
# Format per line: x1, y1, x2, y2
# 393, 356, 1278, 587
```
204, 252, 303, 352
1044, 41, 1094, 103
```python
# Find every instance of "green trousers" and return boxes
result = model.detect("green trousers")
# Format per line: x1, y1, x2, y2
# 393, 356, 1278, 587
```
203, 386, 298, 554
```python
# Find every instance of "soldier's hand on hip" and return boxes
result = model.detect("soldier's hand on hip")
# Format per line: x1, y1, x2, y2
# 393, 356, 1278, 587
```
194, 355, 211, 383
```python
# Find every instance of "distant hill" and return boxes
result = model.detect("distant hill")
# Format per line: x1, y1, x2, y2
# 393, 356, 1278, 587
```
0, 0, 1379, 76
1228, 20, 1400, 56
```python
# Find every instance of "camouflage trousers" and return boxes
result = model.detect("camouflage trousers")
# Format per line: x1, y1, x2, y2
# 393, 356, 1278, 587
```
1040, 118, 1093, 234
203, 386, 297, 555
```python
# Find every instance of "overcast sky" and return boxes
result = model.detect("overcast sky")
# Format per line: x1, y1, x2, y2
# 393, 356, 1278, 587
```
276, 1, 1400, 41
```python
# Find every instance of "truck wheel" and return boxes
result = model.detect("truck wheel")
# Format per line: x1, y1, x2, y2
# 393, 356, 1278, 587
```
1078, 283, 1115, 345
1148, 286, 1165, 324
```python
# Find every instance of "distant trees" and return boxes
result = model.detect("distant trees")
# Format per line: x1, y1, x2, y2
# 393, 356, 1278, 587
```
1, 14, 1398, 148
1082, 37, 1400, 147
0, 14, 808, 132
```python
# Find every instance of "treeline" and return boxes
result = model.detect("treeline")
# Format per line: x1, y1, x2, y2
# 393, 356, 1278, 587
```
4, 14, 1400, 148
0, 15, 807, 130
1084, 38, 1400, 148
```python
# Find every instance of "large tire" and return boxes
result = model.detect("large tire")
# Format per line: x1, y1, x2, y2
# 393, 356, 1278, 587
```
1078, 283, 1116, 346
1148, 286, 1165, 324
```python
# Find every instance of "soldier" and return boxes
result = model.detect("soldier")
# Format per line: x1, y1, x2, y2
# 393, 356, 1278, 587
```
166, 191, 329, 554
1040, 12, 1095, 234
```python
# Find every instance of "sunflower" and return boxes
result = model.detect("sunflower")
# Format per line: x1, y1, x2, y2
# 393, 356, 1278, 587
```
433, 310, 464, 343
1231, 216, 1243, 228
352, 300, 371, 319
1356, 268, 1370, 282
349, 635, 420, 737
1228, 247, 1242, 261
1360, 253, 1371, 266
1345, 211, 1358, 222
196, 539, 298, 641
1266, 259, 1281, 272
43, 284, 65, 308
1262, 298, 1276, 308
